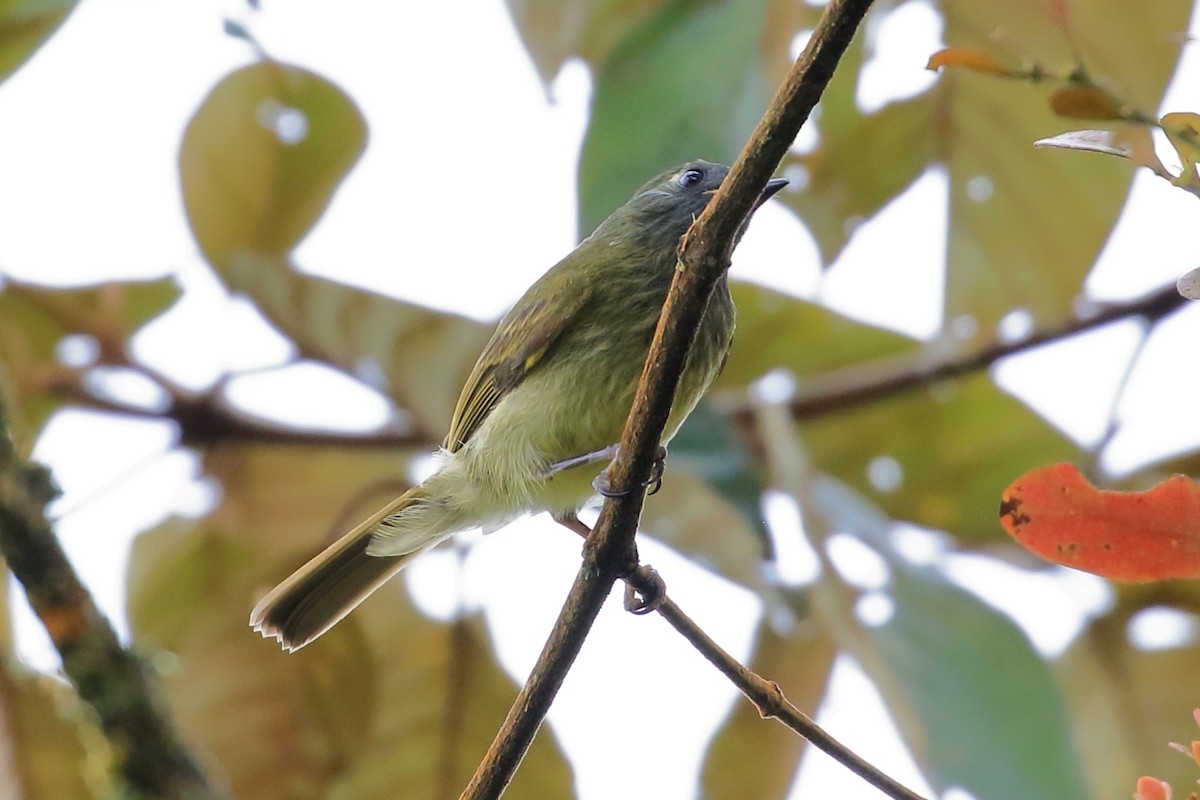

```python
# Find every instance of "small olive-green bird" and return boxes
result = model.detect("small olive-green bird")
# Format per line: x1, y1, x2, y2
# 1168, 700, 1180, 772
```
251, 160, 786, 650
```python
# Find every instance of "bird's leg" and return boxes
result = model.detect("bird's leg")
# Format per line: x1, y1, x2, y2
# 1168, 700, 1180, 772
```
592, 445, 668, 498
550, 514, 667, 614
544, 444, 619, 476
551, 513, 592, 538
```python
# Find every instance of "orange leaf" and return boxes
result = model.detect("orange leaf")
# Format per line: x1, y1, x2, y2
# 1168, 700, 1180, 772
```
999, 463, 1200, 581
1049, 86, 1122, 120
1135, 775, 1171, 800
926, 47, 1017, 77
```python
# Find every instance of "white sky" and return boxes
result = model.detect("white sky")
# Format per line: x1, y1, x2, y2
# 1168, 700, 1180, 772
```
2, 1, 1200, 799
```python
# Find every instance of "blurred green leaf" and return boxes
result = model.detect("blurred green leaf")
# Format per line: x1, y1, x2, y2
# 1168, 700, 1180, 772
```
0, 277, 180, 450
216, 255, 491, 437
670, 403, 770, 548
717, 283, 1065, 542
640, 466, 766, 591
578, 0, 771, 234
802, 373, 1080, 543
719, 281, 916, 390
128, 444, 574, 799
127, 445, 406, 799
128, 519, 375, 800
327, 606, 574, 800
780, 90, 935, 268
0, 667, 114, 799
700, 610, 836, 799
805, 476, 1089, 800
0, 0, 78, 85
1057, 584, 1200, 799
179, 60, 367, 270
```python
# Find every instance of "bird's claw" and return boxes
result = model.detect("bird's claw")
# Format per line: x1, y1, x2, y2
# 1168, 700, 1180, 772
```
592, 446, 668, 498
624, 565, 666, 615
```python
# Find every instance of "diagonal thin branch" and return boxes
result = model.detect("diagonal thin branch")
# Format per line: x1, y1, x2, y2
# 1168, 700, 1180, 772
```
652, 590, 926, 800
749, 283, 1185, 423
460, 1, 876, 797
0, 387, 224, 799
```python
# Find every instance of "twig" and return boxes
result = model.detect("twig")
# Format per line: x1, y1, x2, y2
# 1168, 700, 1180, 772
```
726, 283, 1184, 423
50, 379, 431, 449
650, 588, 927, 800
578, 531, 927, 800
0, 388, 223, 798
460, 1, 876, 797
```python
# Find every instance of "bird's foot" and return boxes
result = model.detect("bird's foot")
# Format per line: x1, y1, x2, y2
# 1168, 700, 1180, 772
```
592, 445, 668, 498
624, 564, 667, 615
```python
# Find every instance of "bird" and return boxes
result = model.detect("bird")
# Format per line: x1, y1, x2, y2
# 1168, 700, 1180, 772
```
251, 160, 786, 650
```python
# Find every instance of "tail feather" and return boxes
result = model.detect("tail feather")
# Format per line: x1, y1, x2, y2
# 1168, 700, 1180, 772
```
251, 489, 436, 651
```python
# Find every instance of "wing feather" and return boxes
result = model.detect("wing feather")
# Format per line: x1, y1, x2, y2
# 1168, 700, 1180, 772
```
444, 286, 590, 452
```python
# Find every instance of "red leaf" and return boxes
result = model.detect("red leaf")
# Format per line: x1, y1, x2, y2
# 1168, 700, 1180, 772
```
999, 463, 1200, 581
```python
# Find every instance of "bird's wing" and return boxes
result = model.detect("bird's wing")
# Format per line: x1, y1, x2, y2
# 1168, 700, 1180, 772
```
444, 282, 591, 452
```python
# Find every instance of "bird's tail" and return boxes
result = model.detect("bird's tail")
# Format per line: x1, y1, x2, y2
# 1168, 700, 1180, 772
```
250, 485, 452, 651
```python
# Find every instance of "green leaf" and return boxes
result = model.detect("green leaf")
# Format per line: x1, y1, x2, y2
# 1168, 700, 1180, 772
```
327, 608, 574, 800
578, 0, 771, 235
807, 477, 1089, 800
0, 666, 114, 799
128, 519, 377, 800
801, 373, 1081, 543
719, 281, 916, 390
0, 0, 79, 85
0, 278, 180, 449
179, 60, 367, 270
700, 610, 836, 799
128, 444, 575, 798
503, 0, 687, 89
639, 466, 767, 592
215, 255, 491, 437
669, 403, 770, 549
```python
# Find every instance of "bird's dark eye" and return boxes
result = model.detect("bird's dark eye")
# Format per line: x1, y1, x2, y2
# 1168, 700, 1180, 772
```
678, 168, 704, 189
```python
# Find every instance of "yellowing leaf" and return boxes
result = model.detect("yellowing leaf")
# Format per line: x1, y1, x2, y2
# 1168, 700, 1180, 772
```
1162, 111, 1200, 184
1049, 85, 1123, 120
215, 255, 491, 436
0, 278, 179, 449
926, 47, 1017, 77
0, 667, 113, 799
1057, 587, 1200, 798
179, 61, 366, 270
128, 444, 575, 798
0, 0, 78, 85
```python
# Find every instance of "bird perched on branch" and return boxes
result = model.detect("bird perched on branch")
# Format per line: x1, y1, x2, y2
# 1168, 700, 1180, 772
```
251, 160, 786, 651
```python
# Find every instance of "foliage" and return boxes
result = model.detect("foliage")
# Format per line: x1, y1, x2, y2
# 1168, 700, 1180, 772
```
1, 0, 1199, 798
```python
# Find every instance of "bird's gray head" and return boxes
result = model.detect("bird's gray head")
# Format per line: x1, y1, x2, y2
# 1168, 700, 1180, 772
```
599, 160, 786, 252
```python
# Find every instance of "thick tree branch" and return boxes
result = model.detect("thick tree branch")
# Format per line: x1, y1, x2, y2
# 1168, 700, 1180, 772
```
460, 1, 876, 798
0, 389, 223, 799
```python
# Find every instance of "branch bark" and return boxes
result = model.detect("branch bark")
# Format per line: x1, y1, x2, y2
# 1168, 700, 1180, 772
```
0, 389, 223, 799
460, 1, 876, 797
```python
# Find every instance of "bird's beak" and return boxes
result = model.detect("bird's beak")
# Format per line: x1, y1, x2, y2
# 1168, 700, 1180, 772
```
757, 177, 788, 206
